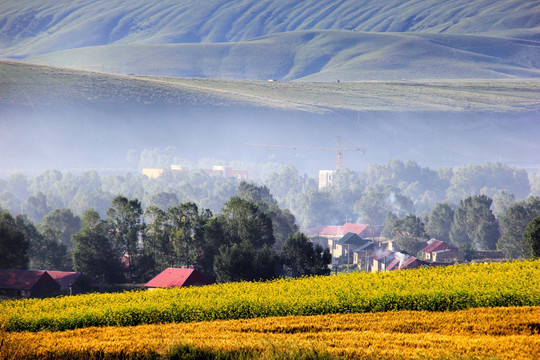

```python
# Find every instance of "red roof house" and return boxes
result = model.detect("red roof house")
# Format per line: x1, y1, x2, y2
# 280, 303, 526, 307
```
0, 270, 60, 298
308, 223, 379, 238
420, 239, 463, 262
145, 268, 214, 289
47, 271, 95, 294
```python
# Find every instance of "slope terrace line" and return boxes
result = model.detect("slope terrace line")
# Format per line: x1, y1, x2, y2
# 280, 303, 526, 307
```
151, 77, 329, 113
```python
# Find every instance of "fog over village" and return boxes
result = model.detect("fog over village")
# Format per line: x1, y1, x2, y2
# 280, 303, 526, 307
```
1, 1, 540, 359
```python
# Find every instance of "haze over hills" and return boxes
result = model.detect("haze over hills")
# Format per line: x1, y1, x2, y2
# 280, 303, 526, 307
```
1, 0, 539, 80
1, 60, 539, 175
1, 0, 539, 175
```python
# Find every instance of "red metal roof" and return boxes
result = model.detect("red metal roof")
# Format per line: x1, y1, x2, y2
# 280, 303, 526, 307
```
308, 223, 377, 237
373, 249, 395, 262
144, 268, 213, 288
421, 240, 449, 254
0, 270, 60, 291
47, 271, 84, 289
400, 256, 422, 269
386, 258, 401, 271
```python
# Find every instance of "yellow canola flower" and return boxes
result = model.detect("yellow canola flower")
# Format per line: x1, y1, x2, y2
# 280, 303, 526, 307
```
0, 260, 539, 332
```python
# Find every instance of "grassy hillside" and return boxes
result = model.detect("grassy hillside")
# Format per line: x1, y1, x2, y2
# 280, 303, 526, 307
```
1, 0, 539, 80
21, 31, 540, 81
2, 60, 539, 111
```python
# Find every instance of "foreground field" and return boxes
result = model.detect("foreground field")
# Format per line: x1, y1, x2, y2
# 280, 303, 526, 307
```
3, 306, 539, 359
1, 260, 539, 332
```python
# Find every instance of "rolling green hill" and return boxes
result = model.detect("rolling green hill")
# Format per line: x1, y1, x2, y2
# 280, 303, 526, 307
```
21, 31, 540, 81
1, 0, 539, 80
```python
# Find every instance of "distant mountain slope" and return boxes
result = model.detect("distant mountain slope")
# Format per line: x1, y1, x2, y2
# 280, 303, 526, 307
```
22, 31, 540, 81
2, 60, 539, 112
1, 0, 539, 80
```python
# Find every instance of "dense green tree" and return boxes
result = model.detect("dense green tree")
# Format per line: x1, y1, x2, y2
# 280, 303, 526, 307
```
498, 197, 540, 258
446, 163, 529, 204
106, 196, 144, 282
21, 191, 51, 223
450, 195, 499, 250
72, 209, 124, 284
391, 213, 428, 254
5, 173, 28, 201
238, 182, 298, 250
212, 197, 278, 282
213, 240, 257, 283
144, 206, 177, 270
492, 190, 516, 219
40, 208, 81, 249
149, 192, 179, 210
68, 189, 113, 217
15, 214, 70, 271
145, 202, 213, 278
264, 164, 304, 201
381, 211, 398, 238
425, 202, 454, 243
354, 184, 413, 226
0, 191, 20, 215
295, 190, 339, 228
281, 232, 331, 277
35, 227, 71, 270
168, 202, 211, 268
29, 169, 63, 195
219, 197, 275, 248
238, 181, 276, 205
0, 211, 29, 269
522, 215, 540, 259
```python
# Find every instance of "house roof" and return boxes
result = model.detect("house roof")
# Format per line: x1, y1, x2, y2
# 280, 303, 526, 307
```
386, 258, 401, 271
373, 250, 395, 262
400, 257, 424, 269
352, 241, 377, 253
47, 271, 87, 289
0, 270, 60, 291
145, 268, 213, 288
308, 223, 378, 237
337, 232, 366, 246
421, 240, 450, 254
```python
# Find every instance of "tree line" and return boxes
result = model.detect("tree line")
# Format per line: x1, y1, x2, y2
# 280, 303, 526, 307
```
1, 160, 537, 231
0, 182, 330, 284
385, 194, 540, 259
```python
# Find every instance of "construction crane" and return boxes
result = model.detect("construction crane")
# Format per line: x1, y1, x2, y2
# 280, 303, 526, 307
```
245, 136, 365, 170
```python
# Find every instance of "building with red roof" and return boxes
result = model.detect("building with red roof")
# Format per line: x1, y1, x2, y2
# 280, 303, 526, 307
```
0, 269, 61, 298
307, 223, 380, 256
145, 268, 214, 289
419, 239, 464, 263
47, 271, 95, 294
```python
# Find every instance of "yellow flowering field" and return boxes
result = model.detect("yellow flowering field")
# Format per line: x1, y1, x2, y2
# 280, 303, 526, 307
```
1, 260, 539, 332
2, 306, 539, 359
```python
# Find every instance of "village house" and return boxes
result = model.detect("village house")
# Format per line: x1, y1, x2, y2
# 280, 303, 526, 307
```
419, 239, 464, 263
307, 223, 379, 257
144, 268, 214, 290
334, 232, 368, 259
352, 241, 380, 272
47, 271, 95, 295
0, 269, 61, 298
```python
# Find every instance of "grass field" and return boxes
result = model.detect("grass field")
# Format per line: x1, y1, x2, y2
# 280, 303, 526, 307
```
2, 60, 539, 112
